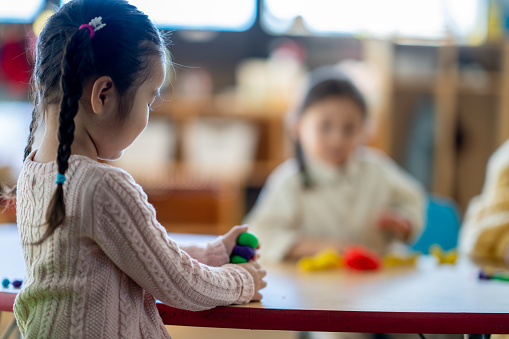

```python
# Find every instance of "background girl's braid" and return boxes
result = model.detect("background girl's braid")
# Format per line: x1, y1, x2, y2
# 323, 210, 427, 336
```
296, 141, 312, 188
35, 28, 92, 245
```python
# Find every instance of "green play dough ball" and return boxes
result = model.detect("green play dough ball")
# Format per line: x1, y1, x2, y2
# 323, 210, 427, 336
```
237, 232, 259, 248
231, 255, 248, 264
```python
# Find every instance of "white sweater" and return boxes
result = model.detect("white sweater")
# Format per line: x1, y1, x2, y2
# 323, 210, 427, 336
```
246, 147, 425, 261
15, 152, 254, 338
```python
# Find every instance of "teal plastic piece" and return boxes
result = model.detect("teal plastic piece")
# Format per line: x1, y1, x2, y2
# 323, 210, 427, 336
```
411, 196, 460, 254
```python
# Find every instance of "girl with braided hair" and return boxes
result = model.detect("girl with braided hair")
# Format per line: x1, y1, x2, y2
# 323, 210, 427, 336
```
3, 0, 265, 337
246, 67, 425, 261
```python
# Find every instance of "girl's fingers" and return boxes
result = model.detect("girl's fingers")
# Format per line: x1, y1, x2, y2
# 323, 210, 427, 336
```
235, 224, 249, 232
251, 261, 261, 269
252, 292, 262, 301
250, 254, 261, 262
260, 279, 267, 289
226, 224, 248, 237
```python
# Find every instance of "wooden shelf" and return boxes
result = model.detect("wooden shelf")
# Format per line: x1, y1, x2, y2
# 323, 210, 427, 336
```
365, 39, 509, 212
152, 96, 286, 121
134, 93, 290, 233
129, 160, 280, 188
393, 81, 437, 94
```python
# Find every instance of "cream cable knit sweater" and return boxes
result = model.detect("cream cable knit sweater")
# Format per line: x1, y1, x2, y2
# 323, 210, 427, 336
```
246, 147, 425, 261
15, 152, 254, 338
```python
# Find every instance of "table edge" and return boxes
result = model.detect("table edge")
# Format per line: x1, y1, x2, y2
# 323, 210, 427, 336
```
2, 291, 508, 333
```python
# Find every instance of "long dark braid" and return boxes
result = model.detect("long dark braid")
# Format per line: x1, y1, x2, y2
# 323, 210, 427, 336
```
23, 107, 39, 161
33, 28, 93, 245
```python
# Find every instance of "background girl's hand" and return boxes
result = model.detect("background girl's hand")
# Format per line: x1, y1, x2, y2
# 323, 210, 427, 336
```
238, 261, 267, 301
221, 224, 250, 256
376, 211, 411, 242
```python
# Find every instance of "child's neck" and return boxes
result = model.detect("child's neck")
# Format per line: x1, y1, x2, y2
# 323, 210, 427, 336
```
308, 153, 351, 170
33, 106, 98, 163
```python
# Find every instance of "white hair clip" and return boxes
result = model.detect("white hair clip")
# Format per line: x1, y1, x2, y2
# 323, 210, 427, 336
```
79, 16, 106, 38
89, 17, 106, 32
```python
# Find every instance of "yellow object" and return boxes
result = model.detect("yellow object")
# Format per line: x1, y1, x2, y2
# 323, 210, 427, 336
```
487, 0, 504, 43
298, 249, 343, 271
383, 253, 419, 267
33, 9, 56, 37
430, 245, 457, 265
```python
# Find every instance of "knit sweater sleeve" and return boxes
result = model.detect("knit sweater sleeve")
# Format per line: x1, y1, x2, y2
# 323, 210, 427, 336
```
88, 169, 254, 310
179, 240, 230, 267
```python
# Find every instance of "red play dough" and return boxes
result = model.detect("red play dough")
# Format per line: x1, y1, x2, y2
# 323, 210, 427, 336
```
344, 246, 381, 271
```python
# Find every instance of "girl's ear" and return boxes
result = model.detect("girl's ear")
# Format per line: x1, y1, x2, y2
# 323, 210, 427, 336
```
90, 76, 117, 115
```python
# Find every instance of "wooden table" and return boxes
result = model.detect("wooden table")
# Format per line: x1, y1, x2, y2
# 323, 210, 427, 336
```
1, 223, 508, 334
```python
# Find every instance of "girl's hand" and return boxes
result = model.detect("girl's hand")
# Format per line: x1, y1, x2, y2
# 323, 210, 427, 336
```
238, 261, 267, 301
376, 211, 411, 242
221, 224, 250, 256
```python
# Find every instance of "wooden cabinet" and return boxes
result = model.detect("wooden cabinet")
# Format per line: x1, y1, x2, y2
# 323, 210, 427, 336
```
365, 39, 509, 212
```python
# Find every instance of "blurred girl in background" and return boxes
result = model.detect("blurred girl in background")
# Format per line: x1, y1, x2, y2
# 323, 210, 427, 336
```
246, 67, 425, 261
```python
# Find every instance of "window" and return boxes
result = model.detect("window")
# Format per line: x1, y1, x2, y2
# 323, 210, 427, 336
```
1, 0, 45, 23
61, 0, 257, 31
262, 0, 485, 42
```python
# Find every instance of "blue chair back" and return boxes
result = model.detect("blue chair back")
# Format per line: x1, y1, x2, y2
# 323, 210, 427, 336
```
411, 195, 461, 254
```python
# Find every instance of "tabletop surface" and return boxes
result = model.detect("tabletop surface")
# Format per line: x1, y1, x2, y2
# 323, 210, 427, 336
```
1, 223, 509, 334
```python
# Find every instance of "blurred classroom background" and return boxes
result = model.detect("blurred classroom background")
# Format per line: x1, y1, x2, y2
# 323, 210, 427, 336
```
2, 1, 509, 338
1, 0, 509, 236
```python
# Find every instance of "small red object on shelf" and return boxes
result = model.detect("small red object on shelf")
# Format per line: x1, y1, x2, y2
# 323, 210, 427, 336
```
344, 246, 381, 271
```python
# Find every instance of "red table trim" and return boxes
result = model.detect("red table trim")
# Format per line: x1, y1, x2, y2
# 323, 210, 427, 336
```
2, 291, 508, 334
0, 292, 16, 313
156, 303, 250, 329
250, 309, 509, 334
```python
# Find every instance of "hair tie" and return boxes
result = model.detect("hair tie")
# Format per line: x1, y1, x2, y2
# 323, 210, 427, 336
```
55, 173, 66, 185
79, 16, 106, 39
